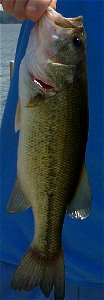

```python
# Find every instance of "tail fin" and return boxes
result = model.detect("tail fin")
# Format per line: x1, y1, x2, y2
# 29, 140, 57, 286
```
11, 247, 65, 299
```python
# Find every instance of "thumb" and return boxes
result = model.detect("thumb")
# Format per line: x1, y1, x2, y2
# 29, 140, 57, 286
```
26, 0, 57, 22
49, 0, 57, 9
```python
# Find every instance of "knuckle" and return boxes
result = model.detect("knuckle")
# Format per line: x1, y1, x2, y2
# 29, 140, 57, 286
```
25, 6, 38, 21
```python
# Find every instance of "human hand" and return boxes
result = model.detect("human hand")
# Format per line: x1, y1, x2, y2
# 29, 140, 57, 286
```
0, 0, 57, 21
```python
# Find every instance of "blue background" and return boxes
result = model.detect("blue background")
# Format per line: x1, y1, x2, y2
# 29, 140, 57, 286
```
0, 0, 104, 299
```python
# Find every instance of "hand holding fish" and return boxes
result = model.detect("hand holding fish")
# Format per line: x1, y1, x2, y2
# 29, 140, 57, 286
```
0, 0, 57, 20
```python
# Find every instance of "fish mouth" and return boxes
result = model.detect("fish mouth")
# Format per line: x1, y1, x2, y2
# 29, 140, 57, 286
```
46, 7, 83, 29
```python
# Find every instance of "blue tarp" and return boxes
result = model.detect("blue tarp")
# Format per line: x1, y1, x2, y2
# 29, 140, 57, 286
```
0, 0, 104, 299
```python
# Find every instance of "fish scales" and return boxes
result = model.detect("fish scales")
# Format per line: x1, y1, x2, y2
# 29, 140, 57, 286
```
8, 7, 91, 300
17, 80, 88, 257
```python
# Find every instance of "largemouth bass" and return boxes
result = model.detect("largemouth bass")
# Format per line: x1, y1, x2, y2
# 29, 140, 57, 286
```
8, 8, 91, 300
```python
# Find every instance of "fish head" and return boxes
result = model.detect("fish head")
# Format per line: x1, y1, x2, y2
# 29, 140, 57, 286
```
44, 8, 87, 89
25, 8, 87, 92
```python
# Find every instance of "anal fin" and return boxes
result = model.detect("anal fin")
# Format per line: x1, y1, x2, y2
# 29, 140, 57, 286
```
67, 165, 92, 220
7, 179, 31, 213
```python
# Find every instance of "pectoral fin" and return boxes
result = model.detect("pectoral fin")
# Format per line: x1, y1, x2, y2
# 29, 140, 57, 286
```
15, 98, 21, 132
26, 97, 36, 108
67, 165, 92, 219
7, 179, 31, 213
26, 94, 45, 108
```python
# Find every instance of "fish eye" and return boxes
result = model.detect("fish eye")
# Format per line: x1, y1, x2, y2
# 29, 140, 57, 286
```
73, 37, 82, 48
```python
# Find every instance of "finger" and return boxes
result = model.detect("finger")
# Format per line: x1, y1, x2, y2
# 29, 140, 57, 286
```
13, 0, 28, 19
50, 0, 57, 9
26, 0, 55, 22
2, 0, 15, 12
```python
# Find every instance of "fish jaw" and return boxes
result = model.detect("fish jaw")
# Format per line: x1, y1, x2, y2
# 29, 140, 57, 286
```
46, 7, 83, 28
25, 21, 56, 88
